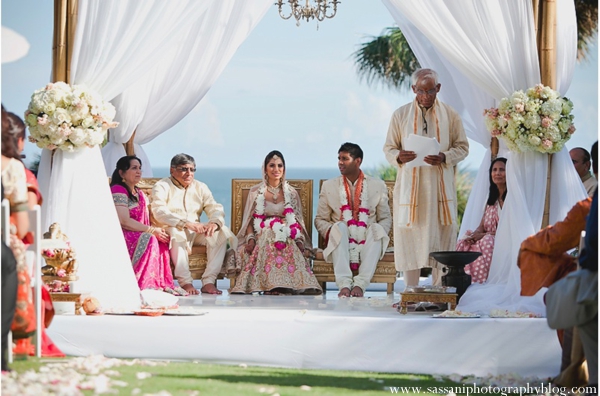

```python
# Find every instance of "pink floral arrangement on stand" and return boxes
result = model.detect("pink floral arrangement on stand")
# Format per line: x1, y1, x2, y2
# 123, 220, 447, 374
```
483, 84, 575, 154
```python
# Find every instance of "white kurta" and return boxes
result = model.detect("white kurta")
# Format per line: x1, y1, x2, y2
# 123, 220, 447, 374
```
383, 99, 468, 271
314, 175, 392, 290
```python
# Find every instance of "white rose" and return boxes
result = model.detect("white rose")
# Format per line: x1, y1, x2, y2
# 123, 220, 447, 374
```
52, 108, 72, 126
68, 128, 87, 146
528, 135, 541, 146
81, 116, 97, 129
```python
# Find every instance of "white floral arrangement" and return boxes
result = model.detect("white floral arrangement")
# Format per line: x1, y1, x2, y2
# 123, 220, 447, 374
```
483, 84, 575, 154
24, 81, 118, 152
253, 182, 301, 250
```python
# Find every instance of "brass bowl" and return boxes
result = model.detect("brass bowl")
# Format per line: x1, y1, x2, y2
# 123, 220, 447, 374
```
429, 251, 481, 267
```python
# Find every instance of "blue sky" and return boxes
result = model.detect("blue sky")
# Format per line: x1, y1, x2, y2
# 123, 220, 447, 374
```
2, 1, 598, 171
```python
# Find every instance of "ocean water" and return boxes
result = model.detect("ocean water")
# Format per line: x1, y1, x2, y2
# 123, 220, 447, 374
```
151, 167, 341, 244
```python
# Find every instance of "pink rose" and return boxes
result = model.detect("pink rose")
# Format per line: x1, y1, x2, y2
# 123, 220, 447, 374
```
541, 117, 552, 128
568, 125, 576, 134
514, 103, 525, 113
542, 139, 553, 149
350, 263, 360, 271
274, 241, 286, 250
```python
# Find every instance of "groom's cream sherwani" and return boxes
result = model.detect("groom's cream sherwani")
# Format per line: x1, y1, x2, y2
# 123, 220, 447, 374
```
315, 175, 392, 291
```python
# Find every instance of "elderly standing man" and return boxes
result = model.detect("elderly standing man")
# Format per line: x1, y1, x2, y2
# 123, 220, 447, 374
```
152, 153, 235, 295
570, 147, 597, 196
383, 68, 469, 289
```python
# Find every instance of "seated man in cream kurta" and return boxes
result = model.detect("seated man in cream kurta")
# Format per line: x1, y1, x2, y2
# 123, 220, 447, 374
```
383, 68, 469, 288
315, 143, 392, 297
152, 153, 235, 295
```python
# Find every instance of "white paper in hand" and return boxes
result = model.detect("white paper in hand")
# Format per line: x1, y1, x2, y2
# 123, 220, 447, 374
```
403, 135, 440, 169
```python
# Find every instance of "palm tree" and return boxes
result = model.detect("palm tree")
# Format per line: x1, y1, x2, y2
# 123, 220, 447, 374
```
353, 0, 597, 91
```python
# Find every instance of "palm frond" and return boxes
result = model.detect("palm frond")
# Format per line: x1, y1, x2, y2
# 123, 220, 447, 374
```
575, 0, 598, 62
352, 27, 419, 91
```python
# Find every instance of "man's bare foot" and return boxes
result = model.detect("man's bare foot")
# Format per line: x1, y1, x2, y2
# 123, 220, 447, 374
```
182, 283, 200, 295
350, 286, 364, 297
338, 287, 351, 298
201, 283, 223, 295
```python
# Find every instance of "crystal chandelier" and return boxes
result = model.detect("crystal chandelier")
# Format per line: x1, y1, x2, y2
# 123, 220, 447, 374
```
276, 0, 340, 27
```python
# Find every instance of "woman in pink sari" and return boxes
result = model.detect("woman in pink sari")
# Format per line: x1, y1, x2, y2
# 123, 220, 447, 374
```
456, 157, 507, 284
110, 156, 187, 295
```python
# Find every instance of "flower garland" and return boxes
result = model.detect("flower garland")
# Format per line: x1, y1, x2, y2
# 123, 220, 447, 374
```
24, 82, 118, 152
483, 84, 575, 154
339, 172, 369, 271
253, 182, 301, 250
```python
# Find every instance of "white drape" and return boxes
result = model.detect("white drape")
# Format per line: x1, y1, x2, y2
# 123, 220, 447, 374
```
38, 0, 270, 310
101, 0, 271, 176
382, 0, 585, 314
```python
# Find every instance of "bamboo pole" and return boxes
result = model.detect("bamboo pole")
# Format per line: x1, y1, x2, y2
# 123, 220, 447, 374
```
124, 130, 137, 156
539, 0, 557, 229
491, 137, 499, 160
52, 0, 68, 83
66, 0, 79, 84
52, 0, 78, 83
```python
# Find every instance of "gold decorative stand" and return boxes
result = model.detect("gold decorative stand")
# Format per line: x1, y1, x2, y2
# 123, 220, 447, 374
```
49, 292, 82, 315
42, 274, 81, 315
398, 292, 457, 315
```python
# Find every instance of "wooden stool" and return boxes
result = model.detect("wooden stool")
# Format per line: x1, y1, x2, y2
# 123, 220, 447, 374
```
398, 292, 457, 314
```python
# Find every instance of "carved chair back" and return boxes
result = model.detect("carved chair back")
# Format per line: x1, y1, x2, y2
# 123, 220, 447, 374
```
230, 179, 313, 240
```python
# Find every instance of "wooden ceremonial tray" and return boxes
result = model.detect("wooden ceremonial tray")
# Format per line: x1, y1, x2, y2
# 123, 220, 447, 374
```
398, 292, 458, 315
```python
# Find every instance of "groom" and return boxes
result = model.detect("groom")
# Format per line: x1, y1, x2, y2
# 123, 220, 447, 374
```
315, 142, 392, 297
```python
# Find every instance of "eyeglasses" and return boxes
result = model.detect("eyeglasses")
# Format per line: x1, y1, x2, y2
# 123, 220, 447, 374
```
415, 88, 438, 96
174, 167, 196, 173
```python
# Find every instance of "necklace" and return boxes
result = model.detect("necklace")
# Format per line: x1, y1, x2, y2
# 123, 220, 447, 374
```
267, 182, 281, 203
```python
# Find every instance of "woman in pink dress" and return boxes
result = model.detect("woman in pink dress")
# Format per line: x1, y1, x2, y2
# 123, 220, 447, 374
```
456, 157, 507, 283
110, 156, 186, 295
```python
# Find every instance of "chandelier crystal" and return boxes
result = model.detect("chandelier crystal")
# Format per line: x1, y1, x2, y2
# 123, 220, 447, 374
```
276, 0, 340, 27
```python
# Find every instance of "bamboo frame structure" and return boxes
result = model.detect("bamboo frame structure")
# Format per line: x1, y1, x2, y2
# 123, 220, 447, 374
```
52, 0, 78, 84
124, 130, 137, 156
538, 0, 557, 229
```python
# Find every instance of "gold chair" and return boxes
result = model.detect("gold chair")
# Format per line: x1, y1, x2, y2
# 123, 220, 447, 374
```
230, 179, 313, 238
312, 180, 397, 293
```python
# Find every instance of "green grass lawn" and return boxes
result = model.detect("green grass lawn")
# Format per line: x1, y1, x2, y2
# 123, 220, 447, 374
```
4, 356, 462, 395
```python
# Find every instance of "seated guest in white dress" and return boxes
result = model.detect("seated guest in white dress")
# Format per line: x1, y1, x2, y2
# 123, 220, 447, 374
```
151, 153, 235, 295
315, 143, 392, 297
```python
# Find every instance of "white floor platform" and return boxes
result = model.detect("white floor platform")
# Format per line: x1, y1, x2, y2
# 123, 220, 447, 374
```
47, 280, 561, 378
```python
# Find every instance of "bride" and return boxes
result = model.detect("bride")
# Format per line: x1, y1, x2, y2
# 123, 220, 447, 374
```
231, 150, 322, 295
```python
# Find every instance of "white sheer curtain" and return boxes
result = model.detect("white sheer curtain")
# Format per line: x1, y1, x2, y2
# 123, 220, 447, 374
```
38, 0, 270, 310
382, 0, 585, 314
102, 0, 272, 176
